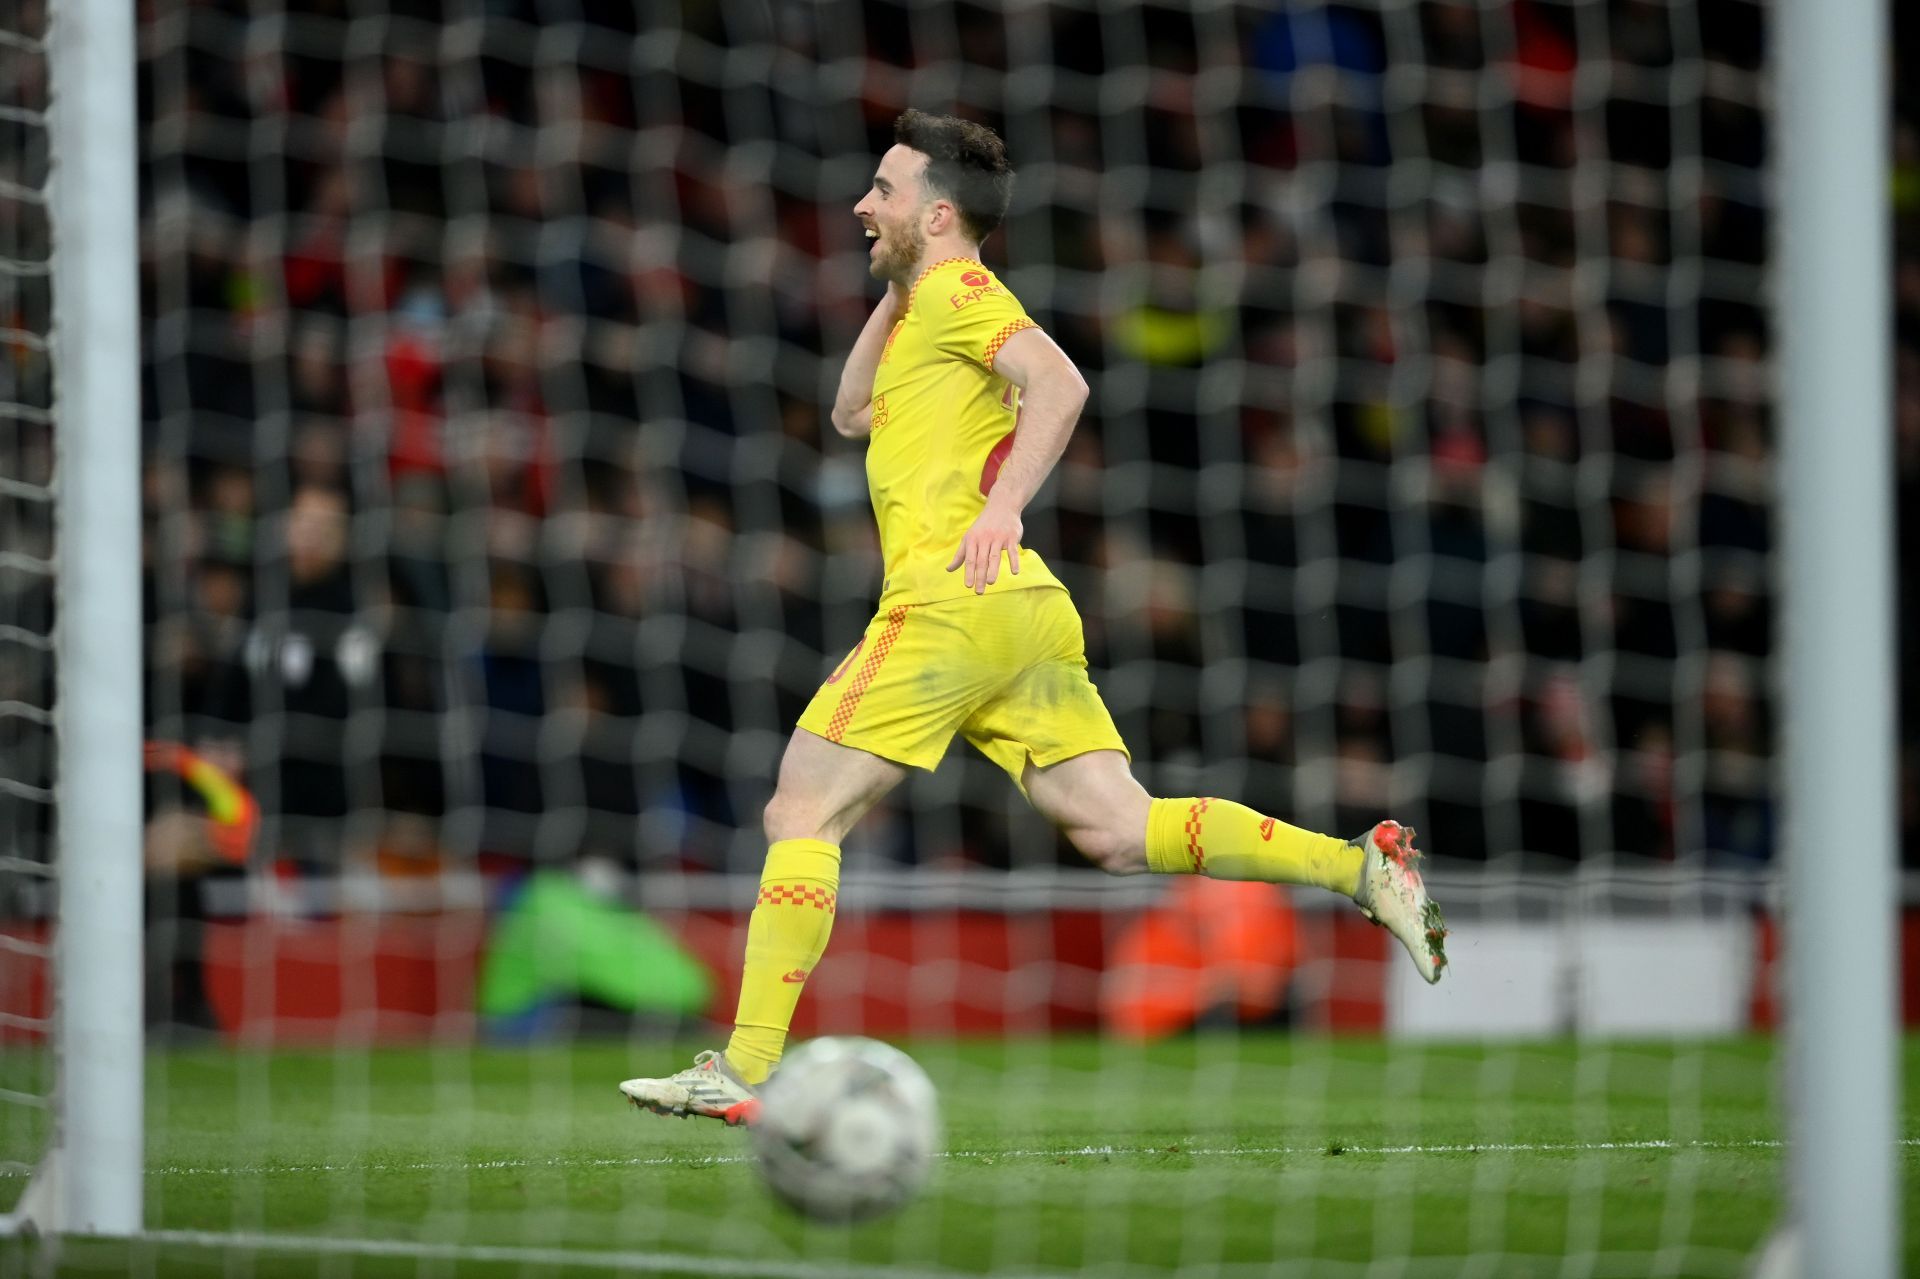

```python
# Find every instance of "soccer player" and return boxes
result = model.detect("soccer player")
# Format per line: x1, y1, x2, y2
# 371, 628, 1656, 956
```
621, 110, 1446, 1126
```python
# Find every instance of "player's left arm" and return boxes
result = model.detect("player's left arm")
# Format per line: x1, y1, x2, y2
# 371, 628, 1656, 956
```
945, 327, 1089, 594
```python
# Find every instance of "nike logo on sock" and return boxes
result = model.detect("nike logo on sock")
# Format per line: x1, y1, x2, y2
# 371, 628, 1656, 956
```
782, 969, 809, 983
1259, 817, 1276, 841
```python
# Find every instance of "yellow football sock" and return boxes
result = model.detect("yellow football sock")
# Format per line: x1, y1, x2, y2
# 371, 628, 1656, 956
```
725, 838, 840, 1086
1145, 797, 1364, 897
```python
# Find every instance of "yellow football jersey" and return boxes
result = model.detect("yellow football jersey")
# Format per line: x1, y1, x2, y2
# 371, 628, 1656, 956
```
864, 257, 1066, 608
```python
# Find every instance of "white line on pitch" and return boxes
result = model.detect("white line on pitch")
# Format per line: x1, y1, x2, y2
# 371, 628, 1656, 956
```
141, 1230, 951, 1279
144, 1135, 1920, 1177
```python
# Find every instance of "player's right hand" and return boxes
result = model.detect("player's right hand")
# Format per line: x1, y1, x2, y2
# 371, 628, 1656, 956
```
946, 504, 1023, 594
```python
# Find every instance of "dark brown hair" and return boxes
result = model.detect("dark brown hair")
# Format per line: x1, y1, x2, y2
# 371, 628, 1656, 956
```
893, 109, 1015, 243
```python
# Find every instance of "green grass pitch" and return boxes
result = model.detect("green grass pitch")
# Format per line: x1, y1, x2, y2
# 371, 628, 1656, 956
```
8, 1035, 1918, 1276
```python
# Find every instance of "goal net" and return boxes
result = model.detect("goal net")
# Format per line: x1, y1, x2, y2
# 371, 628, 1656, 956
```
22, 0, 1900, 1273
0, 0, 56, 1215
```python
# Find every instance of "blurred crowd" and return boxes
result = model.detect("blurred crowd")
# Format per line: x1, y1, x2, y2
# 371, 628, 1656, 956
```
7, 0, 1918, 875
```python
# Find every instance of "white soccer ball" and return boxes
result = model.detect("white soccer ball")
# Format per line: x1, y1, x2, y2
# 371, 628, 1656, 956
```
750, 1036, 941, 1222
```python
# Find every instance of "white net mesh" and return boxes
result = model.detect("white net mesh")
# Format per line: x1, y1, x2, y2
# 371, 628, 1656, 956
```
30, 0, 1836, 1272
0, 0, 56, 1208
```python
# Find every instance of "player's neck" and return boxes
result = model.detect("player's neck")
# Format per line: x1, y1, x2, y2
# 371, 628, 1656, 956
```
907, 239, 982, 282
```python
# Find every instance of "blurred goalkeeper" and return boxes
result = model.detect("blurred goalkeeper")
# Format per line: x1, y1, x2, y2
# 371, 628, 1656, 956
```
621, 111, 1447, 1126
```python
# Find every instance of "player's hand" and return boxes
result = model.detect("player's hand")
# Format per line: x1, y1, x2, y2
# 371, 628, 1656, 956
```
946, 503, 1023, 594
878, 278, 908, 324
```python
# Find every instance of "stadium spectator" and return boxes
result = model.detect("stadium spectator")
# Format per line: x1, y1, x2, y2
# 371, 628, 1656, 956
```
123, 0, 1920, 876
203, 484, 379, 866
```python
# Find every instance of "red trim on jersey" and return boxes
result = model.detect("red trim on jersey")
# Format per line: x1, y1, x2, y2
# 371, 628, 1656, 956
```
906, 257, 984, 310
980, 429, 1017, 496
983, 318, 1038, 371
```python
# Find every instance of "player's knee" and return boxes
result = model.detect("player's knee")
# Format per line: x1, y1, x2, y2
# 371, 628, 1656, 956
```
1069, 824, 1147, 876
762, 790, 830, 844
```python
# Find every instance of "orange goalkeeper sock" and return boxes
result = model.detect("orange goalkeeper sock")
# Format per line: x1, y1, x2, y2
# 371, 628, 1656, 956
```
1145, 797, 1364, 897
725, 838, 840, 1086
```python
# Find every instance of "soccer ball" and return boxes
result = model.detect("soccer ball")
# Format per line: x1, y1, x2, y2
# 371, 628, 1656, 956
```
749, 1036, 941, 1222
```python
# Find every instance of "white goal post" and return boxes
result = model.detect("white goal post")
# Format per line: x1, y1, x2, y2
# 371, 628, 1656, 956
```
1774, 0, 1900, 1273
9, 0, 144, 1238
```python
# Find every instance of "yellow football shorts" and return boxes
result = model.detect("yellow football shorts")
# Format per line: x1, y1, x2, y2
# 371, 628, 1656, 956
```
795, 585, 1129, 783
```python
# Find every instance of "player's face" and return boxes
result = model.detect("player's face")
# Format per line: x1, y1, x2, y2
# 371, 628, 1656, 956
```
854, 145, 930, 284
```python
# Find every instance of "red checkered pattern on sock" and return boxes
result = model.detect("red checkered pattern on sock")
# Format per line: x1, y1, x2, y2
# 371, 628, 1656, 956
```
1184, 797, 1213, 873
756, 883, 838, 913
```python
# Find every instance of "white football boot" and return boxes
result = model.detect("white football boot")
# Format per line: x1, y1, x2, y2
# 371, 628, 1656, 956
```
1352, 820, 1449, 983
620, 1049, 762, 1126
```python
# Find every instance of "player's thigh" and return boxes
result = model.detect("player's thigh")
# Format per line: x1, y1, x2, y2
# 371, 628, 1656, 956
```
956, 591, 1144, 868
795, 603, 1003, 774
1021, 749, 1152, 874
960, 589, 1129, 783
765, 727, 910, 845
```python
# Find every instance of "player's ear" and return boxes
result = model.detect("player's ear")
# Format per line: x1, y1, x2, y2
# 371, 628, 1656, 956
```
926, 199, 956, 236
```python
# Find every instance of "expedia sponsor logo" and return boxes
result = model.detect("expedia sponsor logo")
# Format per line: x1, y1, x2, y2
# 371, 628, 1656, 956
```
950, 283, 1004, 309
960, 269, 991, 287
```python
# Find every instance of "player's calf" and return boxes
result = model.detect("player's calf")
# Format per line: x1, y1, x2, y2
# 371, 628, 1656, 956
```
1023, 751, 1153, 875
1061, 822, 1148, 875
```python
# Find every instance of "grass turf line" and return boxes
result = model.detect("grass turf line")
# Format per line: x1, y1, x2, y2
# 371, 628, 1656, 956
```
5, 1035, 1919, 1275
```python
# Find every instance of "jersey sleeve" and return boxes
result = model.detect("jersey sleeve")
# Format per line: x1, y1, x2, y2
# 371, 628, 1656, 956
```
917, 268, 1039, 373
